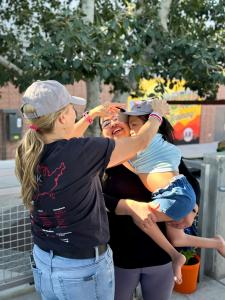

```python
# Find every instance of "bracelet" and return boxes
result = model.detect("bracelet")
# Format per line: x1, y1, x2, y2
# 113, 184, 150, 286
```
148, 112, 163, 124
83, 111, 93, 125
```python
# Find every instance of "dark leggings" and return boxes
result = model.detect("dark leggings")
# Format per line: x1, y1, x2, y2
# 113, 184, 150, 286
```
114, 262, 174, 300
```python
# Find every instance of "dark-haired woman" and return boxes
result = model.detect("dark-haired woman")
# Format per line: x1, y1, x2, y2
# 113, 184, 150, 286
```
100, 108, 201, 300
123, 101, 225, 285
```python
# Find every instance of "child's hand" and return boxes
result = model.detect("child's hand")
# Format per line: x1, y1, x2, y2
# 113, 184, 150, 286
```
125, 200, 155, 225
151, 99, 169, 117
89, 102, 126, 118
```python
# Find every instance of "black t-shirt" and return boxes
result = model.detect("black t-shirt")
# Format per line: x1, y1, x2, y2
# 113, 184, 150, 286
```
102, 160, 200, 269
31, 137, 115, 252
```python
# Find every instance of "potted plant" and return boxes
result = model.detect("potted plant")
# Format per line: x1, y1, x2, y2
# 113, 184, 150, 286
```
174, 248, 200, 294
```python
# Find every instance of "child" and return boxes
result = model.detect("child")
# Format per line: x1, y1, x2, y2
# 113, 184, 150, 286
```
122, 100, 225, 284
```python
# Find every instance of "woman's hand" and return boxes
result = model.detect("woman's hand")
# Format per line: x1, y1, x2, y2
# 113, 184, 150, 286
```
89, 102, 126, 119
122, 199, 157, 227
151, 99, 169, 117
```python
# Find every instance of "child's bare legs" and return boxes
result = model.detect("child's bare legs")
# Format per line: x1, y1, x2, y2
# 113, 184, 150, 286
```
140, 216, 186, 284
215, 235, 225, 257
166, 224, 225, 258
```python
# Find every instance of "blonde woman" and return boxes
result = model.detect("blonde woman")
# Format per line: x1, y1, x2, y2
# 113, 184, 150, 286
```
15, 80, 169, 300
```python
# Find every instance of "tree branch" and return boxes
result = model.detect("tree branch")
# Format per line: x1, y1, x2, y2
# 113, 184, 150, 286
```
81, 0, 95, 23
159, 0, 172, 32
0, 55, 23, 76
142, 0, 173, 79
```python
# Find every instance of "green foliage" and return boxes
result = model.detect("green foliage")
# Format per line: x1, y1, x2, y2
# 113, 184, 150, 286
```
217, 140, 225, 152
180, 248, 198, 265
0, 0, 225, 99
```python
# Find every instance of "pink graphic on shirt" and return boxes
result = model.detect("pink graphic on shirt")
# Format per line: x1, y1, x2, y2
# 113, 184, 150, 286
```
53, 207, 66, 228
38, 211, 53, 228
35, 162, 66, 200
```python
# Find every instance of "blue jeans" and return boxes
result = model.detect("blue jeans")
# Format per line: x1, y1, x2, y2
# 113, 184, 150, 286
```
32, 244, 114, 300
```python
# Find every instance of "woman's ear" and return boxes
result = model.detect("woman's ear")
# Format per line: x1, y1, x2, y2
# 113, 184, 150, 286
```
57, 111, 67, 125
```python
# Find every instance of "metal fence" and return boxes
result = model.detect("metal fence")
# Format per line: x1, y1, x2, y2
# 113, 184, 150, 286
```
199, 153, 225, 281
185, 153, 225, 282
0, 202, 33, 290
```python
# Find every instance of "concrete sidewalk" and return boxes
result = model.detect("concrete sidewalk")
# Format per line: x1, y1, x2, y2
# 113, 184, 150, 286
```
172, 276, 225, 300
0, 276, 225, 300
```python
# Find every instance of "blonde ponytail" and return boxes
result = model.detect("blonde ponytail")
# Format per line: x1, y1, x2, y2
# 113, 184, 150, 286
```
15, 104, 65, 210
15, 130, 44, 209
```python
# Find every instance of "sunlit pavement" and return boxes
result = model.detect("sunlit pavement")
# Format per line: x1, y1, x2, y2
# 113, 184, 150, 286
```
171, 276, 225, 300
0, 276, 225, 300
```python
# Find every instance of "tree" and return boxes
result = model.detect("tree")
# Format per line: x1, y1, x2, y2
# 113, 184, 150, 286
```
0, 0, 225, 110
80, 0, 101, 135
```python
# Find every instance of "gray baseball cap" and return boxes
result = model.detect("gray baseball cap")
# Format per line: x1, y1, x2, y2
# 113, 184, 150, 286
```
123, 100, 153, 116
71, 96, 87, 117
21, 80, 86, 119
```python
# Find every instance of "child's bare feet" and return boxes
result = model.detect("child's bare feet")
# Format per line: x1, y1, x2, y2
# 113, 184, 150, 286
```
215, 235, 225, 257
172, 253, 186, 284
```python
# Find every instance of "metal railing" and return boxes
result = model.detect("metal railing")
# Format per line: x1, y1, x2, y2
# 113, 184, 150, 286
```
0, 202, 33, 290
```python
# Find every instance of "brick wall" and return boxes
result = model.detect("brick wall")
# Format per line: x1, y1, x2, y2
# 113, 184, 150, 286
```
199, 85, 225, 143
199, 106, 216, 143
0, 84, 21, 160
216, 85, 225, 100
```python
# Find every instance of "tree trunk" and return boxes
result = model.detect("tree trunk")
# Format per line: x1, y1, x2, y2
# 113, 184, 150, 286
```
81, 0, 101, 136
86, 77, 101, 136
126, 0, 172, 93
81, 0, 95, 23
112, 91, 129, 104
159, 0, 172, 31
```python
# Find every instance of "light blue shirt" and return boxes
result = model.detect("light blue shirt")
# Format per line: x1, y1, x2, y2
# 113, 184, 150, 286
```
129, 133, 181, 174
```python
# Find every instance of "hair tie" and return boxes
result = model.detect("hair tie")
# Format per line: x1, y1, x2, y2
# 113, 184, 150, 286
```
83, 111, 93, 125
29, 124, 39, 131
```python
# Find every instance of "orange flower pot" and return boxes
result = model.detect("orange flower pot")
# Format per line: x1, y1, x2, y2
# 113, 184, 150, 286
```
174, 255, 200, 294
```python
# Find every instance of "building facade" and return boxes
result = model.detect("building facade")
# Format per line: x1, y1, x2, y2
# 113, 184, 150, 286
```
0, 82, 225, 160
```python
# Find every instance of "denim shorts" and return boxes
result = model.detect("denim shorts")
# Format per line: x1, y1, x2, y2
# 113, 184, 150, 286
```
151, 175, 196, 221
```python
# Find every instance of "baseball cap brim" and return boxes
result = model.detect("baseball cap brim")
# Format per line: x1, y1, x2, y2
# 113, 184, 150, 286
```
71, 96, 87, 106
122, 110, 151, 116
71, 96, 87, 117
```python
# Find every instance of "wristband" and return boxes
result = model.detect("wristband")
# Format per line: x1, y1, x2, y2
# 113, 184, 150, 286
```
83, 111, 93, 125
148, 112, 163, 124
